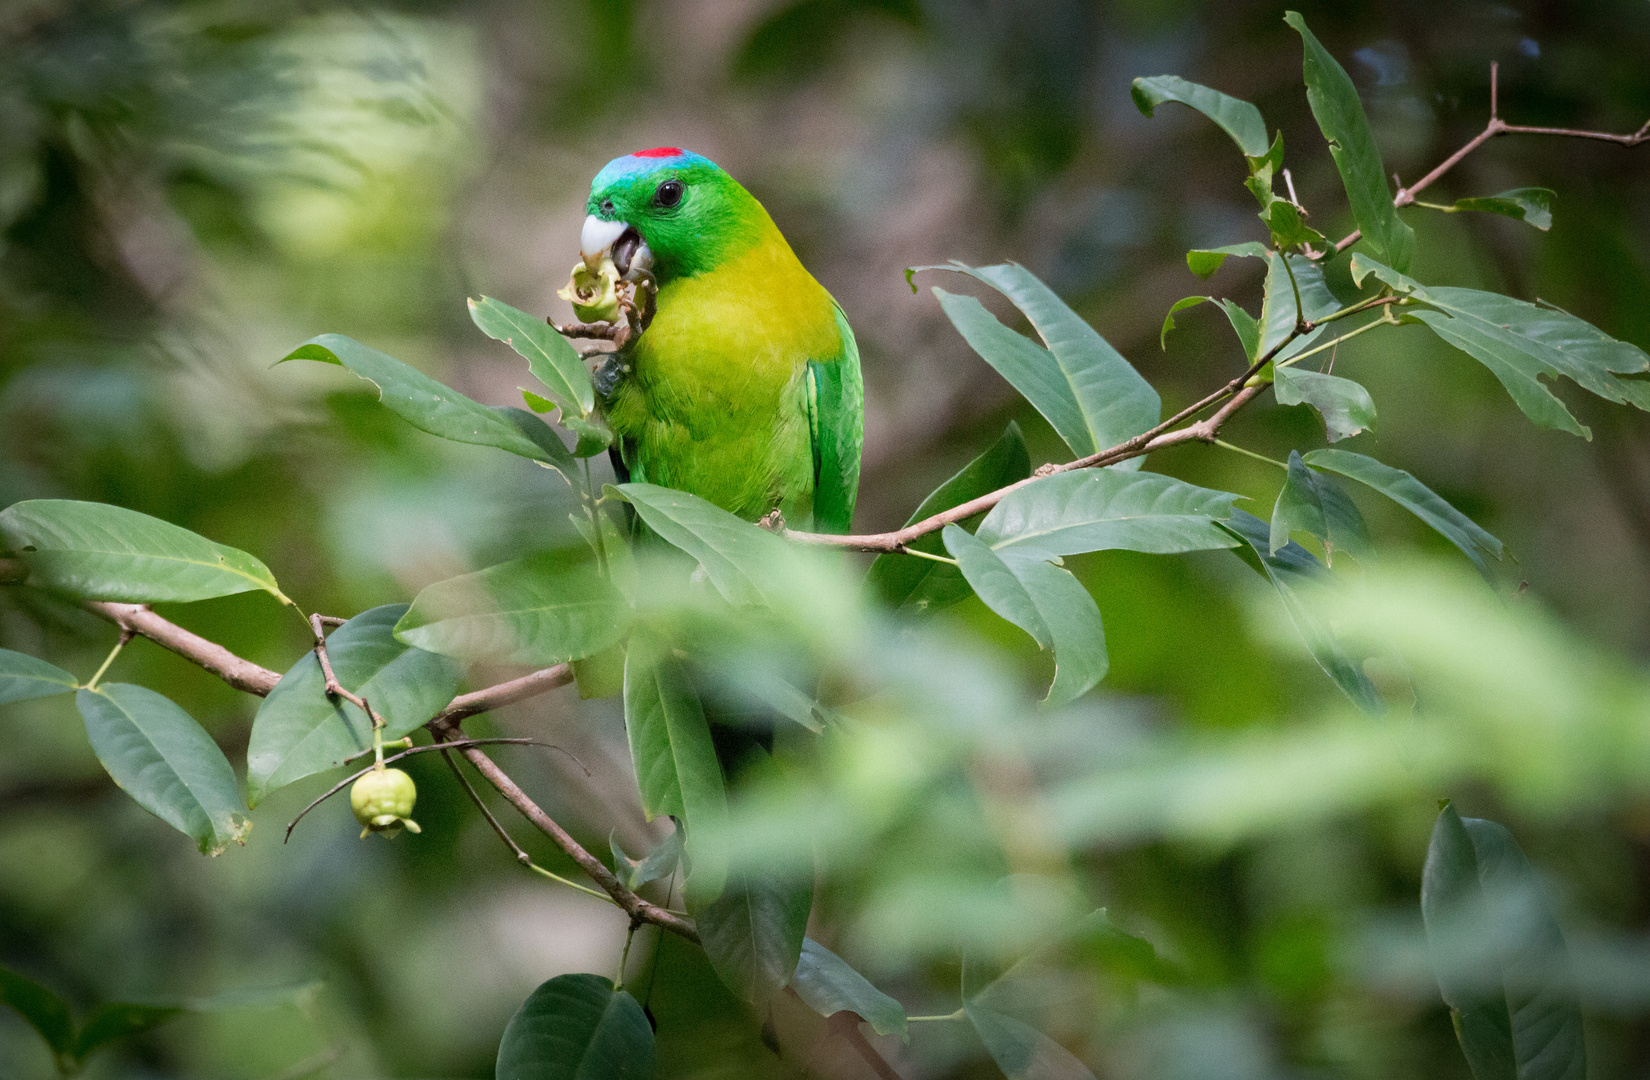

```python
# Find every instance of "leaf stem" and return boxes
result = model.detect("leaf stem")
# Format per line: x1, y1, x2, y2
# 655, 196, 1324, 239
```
906, 1010, 967, 1022
617, 923, 637, 990
1212, 439, 1288, 471
1276, 313, 1391, 370
83, 630, 133, 691
898, 547, 960, 567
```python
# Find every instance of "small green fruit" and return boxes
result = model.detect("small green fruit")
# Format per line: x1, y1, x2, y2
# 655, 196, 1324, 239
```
558, 258, 622, 323
351, 767, 421, 838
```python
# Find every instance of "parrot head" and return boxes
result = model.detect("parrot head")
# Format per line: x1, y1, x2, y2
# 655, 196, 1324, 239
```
581, 148, 764, 284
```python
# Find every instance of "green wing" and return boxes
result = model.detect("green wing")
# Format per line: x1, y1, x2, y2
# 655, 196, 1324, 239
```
805, 305, 864, 534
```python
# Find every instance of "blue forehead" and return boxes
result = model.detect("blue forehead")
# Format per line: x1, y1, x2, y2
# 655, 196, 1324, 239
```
591, 148, 718, 192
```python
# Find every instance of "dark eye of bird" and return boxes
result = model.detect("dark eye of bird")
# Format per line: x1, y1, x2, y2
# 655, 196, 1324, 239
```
601, 199, 615, 215
656, 180, 684, 208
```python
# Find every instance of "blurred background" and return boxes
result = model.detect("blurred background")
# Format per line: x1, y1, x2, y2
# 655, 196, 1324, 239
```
3, 0, 1650, 1077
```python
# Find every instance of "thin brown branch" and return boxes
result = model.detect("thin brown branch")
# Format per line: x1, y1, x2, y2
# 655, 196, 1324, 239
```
85, 602, 282, 695
440, 746, 533, 865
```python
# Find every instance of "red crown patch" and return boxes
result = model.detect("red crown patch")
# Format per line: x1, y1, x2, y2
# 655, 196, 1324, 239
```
632, 146, 685, 158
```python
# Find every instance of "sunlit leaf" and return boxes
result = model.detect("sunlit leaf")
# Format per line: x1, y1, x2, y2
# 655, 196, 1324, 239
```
1433, 187, 1556, 231
1273, 366, 1375, 441
247, 605, 462, 806
944, 526, 1108, 707
0, 500, 286, 605
469, 295, 595, 417
0, 649, 78, 706
284, 334, 573, 468
77, 684, 251, 855
494, 973, 654, 1080
1130, 75, 1270, 157
394, 553, 630, 666
1285, 11, 1415, 271
1304, 449, 1503, 581
965, 1000, 1098, 1080
791, 937, 909, 1041
1270, 451, 1373, 562
867, 422, 1031, 613
694, 872, 812, 1004
0, 967, 73, 1058
1422, 804, 1585, 1080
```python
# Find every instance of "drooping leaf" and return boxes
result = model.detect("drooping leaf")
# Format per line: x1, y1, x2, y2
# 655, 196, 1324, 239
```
1270, 451, 1373, 563
944, 526, 1108, 707
1273, 366, 1376, 441
1218, 298, 1261, 360
923, 263, 1160, 464
1221, 510, 1381, 712
623, 630, 727, 905
394, 553, 630, 666
1421, 804, 1586, 1080
1186, 241, 1269, 279
1304, 449, 1503, 582
694, 872, 812, 1004
611, 825, 682, 892
0, 649, 78, 706
0, 967, 74, 1058
77, 684, 251, 854
495, 973, 655, 1080
1160, 296, 1211, 349
469, 295, 596, 417
247, 605, 463, 806
1433, 187, 1556, 231
283, 335, 573, 468
612, 483, 796, 609
975, 469, 1242, 564
0, 500, 287, 605
964, 1000, 1098, 1080
1259, 252, 1342, 360
1285, 11, 1415, 272
867, 422, 1031, 613
790, 937, 909, 1041
1130, 75, 1270, 158
70, 1004, 183, 1062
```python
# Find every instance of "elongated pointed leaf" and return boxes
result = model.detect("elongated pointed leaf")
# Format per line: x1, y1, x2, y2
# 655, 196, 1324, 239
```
0, 500, 285, 605
922, 264, 1159, 465
611, 826, 682, 891
623, 630, 727, 905
0, 967, 74, 1057
1285, 11, 1415, 272
791, 938, 909, 1041
394, 553, 629, 666
1270, 451, 1373, 562
1304, 449, 1503, 581
867, 422, 1030, 613
1274, 366, 1375, 441
1130, 75, 1270, 157
613, 483, 794, 609
495, 974, 655, 1080
975, 469, 1241, 564
247, 605, 463, 806
0, 649, 78, 706
1438, 188, 1555, 231
965, 1001, 1097, 1080
71, 1004, 183, 1062
945, 526, 1107, 706
1186, 241, 1268, 279
470, 295, 595, 417
1422, 805, 1586, 1080
694, 872, 812, 1004
284, 335, 573, 467
1218, 299, 1261, 360
1222, 510, 1381, 712
78, 684, 250, 854
1259, 252, 1342, 360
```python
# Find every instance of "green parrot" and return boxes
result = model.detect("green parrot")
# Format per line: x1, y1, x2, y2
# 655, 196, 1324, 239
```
578, 147, 862, 534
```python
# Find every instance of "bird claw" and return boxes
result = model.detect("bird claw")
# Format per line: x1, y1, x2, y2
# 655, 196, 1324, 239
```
758, 509, 786, 533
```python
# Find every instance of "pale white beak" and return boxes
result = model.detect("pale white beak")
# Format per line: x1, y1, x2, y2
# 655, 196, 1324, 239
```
580, 214, 654, 279
581, 215, 628, 268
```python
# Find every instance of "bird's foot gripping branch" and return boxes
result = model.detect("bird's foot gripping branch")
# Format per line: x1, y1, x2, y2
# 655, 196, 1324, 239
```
3, 12, 1649, 1079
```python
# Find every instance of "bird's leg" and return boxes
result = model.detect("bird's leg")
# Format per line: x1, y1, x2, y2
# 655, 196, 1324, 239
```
758, 508, 786, 533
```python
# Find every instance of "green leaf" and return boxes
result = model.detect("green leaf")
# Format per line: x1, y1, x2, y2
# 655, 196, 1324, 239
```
694, 872, 812, 1004
0, 967, 74, 1057
975, 469, 1242, 564
1270, 451, 1373, 563
623, 630, 728, 905
1432, 187, 1556, 231
944, 526, 1108, 707
1130, 75, 1270, 158
572, 641, 626, 700
1285, 11, 1415, 272
563, 414, 615, 457
964, 1001, 1097, 1080
1273, 366, 1376, 442
394, 553, 630, 666
790, 937, 909, 1041
77, 684, 251, 855
612, 483, 795, 609
283, 335, 573, 468
495, 973, 655, 1080
867, 422, 1031, 613
1260, 198, 1328, 251
1221, 510, 1382, 713
1422, 804, 1586, 1080
1218, 299, 1261, 361
1259, 252, 1342, 360
611, 826, 682, 892
1304, 449, 1503, 581
1160, 296, 1210, 349
0, 500, 286, 605
470, 295, 596, 417
246, 605, 463, 806
924, 263, 1160, 463
1186, 241, 1268, 279
70, 1003, 182, 1062
0, 649, 78, 706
